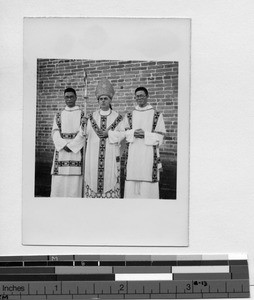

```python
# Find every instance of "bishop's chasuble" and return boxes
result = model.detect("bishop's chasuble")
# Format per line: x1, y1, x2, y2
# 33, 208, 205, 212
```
123, 104, 166, 199
50, 106, 86, 197
83, 109, 125, 198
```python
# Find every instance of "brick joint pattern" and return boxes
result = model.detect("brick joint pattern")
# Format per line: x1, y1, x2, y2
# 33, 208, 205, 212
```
36, 59, 178, 164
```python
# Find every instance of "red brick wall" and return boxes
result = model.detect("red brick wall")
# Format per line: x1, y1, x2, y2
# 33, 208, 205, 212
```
36, 59, 178, 164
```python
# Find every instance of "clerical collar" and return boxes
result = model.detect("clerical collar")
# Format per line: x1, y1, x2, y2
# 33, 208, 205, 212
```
65, 106, 80, 111
99, 109, 111, 116
135, 104, 153, 111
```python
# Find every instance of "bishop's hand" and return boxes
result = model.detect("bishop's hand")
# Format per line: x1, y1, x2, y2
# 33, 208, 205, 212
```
98, 129, 109, 138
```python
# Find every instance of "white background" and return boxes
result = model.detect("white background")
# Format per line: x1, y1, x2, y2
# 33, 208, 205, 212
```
0, 0, 254, 292
22, 17, 190, 247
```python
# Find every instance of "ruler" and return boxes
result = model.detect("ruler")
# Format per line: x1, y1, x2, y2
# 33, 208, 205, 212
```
0, 254, 250, 299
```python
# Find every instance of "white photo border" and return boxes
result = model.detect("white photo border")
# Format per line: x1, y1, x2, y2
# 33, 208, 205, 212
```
22, 17, 190, 246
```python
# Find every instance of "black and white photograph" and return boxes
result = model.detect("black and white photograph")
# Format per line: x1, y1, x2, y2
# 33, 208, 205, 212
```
1, 1, 254, 293
35, 59, 178, 200
22, 17, 190, 246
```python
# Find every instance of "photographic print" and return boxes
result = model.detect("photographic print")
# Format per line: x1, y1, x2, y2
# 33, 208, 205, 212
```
35, 59, 178, 200
23, 17, 190, 246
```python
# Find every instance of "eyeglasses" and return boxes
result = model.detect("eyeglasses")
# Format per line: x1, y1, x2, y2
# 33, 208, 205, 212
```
64, 95, 76, 100
135, 95, 147, 99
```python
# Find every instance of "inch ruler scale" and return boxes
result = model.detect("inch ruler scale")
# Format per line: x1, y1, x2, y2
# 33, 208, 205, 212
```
0, 254, 250, 299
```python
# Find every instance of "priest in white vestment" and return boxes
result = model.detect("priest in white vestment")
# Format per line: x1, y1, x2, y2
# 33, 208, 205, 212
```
50, 87, 86, 197
123, 87, 166, 199
80, 78, 125, 198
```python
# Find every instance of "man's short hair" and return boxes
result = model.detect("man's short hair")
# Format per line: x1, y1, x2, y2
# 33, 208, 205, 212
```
64, 87, 77, 97
135, 87, 149, 97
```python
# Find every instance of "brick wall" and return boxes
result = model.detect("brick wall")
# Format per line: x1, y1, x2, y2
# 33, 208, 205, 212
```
36, 59, 178, 164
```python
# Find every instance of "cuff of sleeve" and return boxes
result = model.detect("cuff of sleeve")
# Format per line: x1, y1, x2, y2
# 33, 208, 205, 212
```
52, 130, 68, 151
55, 140, 68, 151
67, 143, 76, 153
125, 129, 134, 143
68, 136, 85, 154
144, 131, 159, 146
108, 130, 117, 144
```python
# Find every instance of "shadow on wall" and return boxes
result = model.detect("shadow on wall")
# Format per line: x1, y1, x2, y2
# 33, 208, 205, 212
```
35, 159, 176, 199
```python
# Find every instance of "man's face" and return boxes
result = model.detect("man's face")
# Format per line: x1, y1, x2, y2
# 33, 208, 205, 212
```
135, 90, 148, 108
98, 95, 112, 111
64, 91, 77, 108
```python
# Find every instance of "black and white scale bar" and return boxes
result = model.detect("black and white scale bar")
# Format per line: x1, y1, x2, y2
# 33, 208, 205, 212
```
0, 280, 250, 298
0, 266, 249, 279
0, 254, 250, 299
0, 254, 249, 265
0, 274, 115, 281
